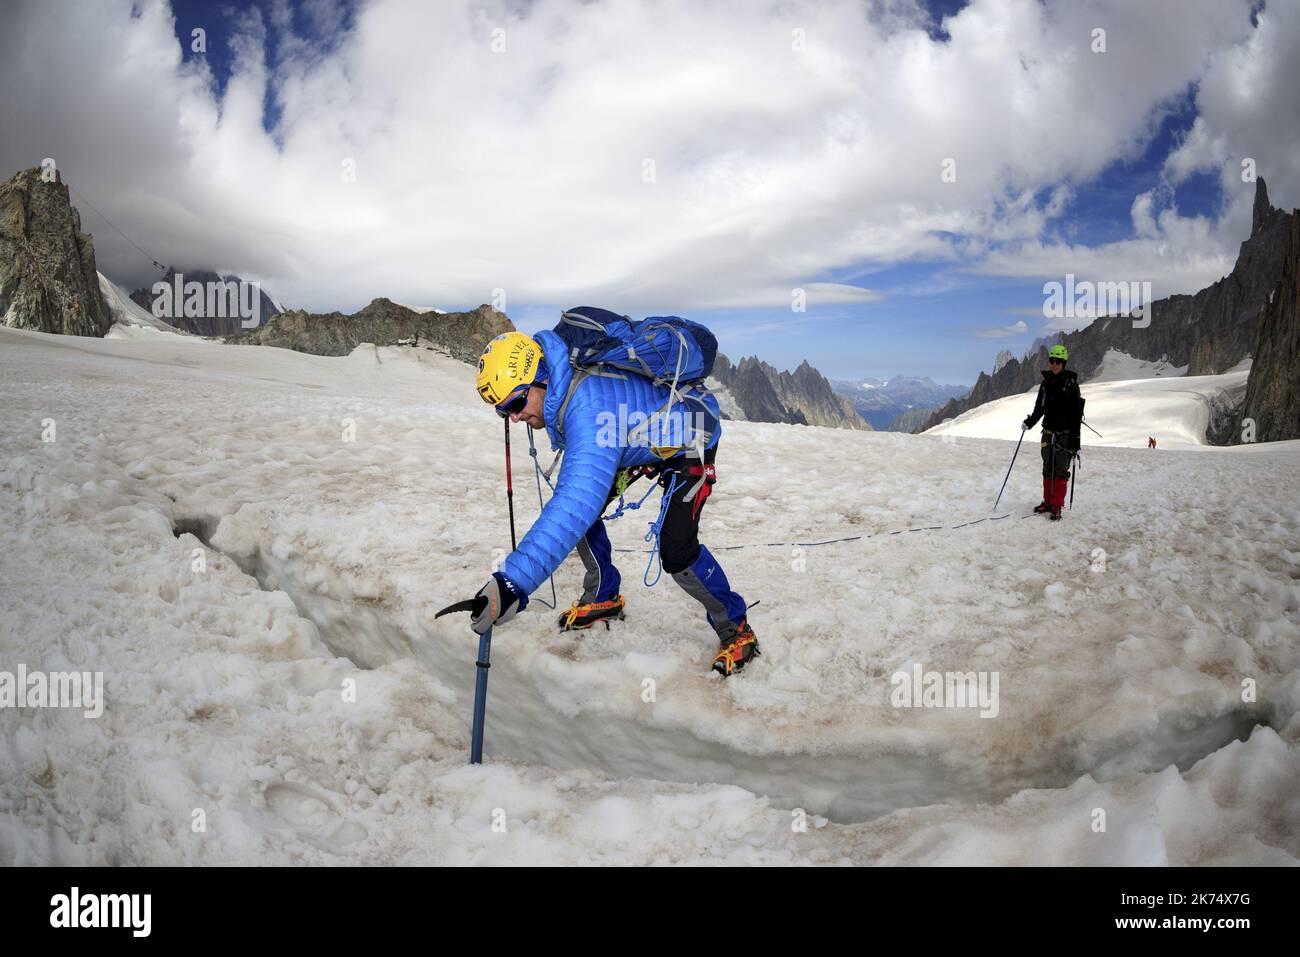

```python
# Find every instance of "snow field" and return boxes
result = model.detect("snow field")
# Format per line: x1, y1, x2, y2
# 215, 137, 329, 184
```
2, 324, 1298, 864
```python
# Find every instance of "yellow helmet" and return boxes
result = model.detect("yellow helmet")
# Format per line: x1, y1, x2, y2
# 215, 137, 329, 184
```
476, 332, 543, 406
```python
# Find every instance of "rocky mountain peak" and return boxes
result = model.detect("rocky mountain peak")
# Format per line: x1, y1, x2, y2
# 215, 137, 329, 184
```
230, 299, 513, 364
832, 374, 969, 430
1252, 177, 1272, 239
710, 352, 870, 430
1235, 207, 1300, 442
129, 265, 283, 336
0, 166, 111, 337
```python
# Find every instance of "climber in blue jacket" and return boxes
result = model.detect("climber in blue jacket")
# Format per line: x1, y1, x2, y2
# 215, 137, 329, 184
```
465, 322, 758, 676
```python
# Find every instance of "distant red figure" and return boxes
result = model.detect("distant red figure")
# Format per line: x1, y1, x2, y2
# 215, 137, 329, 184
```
1148, 436, 1157, 449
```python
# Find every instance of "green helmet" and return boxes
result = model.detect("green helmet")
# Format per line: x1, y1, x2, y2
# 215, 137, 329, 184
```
1049, 344, 1069, 362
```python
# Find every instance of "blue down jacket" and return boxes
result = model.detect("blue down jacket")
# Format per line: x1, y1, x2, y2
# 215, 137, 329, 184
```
499, 328, 722, 596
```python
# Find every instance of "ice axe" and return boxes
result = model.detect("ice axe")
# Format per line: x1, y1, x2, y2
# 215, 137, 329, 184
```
434, 418, 519, 765
434, 598, 493, 765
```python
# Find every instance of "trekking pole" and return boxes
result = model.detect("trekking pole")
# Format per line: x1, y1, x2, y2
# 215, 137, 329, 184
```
504, 418, 517, 550
1070, 453, 1078, 509
993, 428, 1026, 512
433, 601, 496, 763
1081, 420, 1103, 439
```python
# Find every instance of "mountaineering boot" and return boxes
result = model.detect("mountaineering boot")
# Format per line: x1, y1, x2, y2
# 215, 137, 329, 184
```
558, 594, 626, 631
712, 620, 760, 677
1049, 505, 1062, 521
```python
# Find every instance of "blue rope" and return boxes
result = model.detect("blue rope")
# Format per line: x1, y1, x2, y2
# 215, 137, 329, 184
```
642, 472, 682, 587
603, 480, 659, 522
526, 436, 559, 491
525, 427, 558, 610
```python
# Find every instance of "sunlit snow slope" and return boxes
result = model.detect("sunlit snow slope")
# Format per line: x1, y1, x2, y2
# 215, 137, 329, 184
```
928, 357, 1252, 449
98, 272, 186, 335
2, 326, 1298, 865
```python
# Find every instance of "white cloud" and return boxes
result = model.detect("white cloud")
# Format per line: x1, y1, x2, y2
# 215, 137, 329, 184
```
1130, 189, 1160, 239
1003, 304, 1113, 335
1162, 0, 1300, 219
0, 0, 1282, 317
976, 200, 1234, 305
974, 320, 1030, 339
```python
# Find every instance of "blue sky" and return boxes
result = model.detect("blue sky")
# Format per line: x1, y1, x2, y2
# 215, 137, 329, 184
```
169, 0, 359, 138
8, 0, 1295, 387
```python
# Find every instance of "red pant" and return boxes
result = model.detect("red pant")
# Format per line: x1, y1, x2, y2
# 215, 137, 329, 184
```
1042, 476, 1069, 508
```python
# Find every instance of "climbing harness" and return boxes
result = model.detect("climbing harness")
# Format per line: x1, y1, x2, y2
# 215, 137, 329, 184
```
642, 471, 683, 587
684, 461, 716, 520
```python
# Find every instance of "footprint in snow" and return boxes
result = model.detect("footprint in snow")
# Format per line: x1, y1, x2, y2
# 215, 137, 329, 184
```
264, 782, 367, 848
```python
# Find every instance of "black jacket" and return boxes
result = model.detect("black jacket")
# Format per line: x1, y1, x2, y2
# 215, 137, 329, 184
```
1025, 369, 1083, 448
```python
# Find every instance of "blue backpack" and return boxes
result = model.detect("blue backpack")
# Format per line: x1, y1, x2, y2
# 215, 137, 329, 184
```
550, 306, 719, 451
553, 306, 717, 384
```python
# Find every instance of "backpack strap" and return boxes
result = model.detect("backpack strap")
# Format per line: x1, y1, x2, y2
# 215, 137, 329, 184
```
624, 324, 710, 447
560, 309, 617, 332
553, 367, 590, 446
553, 364, 628, 445
627, 380, 715, 448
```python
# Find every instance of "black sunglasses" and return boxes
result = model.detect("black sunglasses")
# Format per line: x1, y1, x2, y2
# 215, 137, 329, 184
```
495, 387, 529, 419
1049, 358, 1064, 365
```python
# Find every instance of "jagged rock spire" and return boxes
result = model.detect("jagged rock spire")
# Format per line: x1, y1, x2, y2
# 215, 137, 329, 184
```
1252, 177, 1272, 239
0, 167, 111, 337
